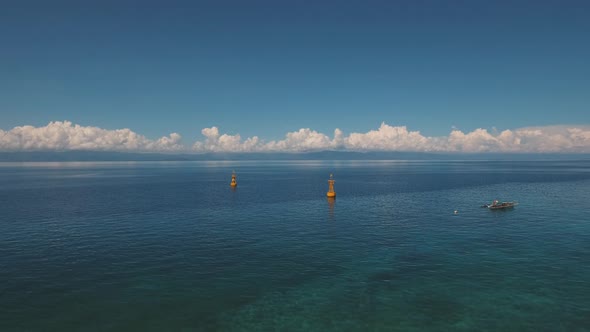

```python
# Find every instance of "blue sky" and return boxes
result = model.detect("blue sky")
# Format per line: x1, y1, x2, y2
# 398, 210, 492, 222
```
1, 0, 589, 152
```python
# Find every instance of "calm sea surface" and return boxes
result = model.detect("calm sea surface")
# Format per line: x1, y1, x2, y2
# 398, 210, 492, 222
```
1, 160, 589, 331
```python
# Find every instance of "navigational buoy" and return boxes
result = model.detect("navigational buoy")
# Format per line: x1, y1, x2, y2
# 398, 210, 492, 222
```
326, 174, 336, 198
230, 170, 237, 187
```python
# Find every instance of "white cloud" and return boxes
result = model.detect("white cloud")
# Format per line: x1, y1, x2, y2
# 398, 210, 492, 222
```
192, 127, 345, 152
344, 122, 432, 151
263, 128, 339, 152
192, 126, 260, 152
1, 121, 590, 153
0, 121, 183, 152
510, 125, 590, 152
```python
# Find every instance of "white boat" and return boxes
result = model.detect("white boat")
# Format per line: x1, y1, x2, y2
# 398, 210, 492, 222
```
482, 200, 518, 210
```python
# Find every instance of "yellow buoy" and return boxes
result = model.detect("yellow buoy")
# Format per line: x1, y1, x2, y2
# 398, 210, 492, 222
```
230, 170, 237, 187
326, 174, 336, 198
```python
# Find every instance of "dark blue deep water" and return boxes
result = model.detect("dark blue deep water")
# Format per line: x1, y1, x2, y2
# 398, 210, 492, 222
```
1, 160, 590, 331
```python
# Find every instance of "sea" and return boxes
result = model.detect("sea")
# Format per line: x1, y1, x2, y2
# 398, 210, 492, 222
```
1, 159, 589, 331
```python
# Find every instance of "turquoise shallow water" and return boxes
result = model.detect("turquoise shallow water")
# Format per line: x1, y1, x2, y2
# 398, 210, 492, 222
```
1, 160, 589, 331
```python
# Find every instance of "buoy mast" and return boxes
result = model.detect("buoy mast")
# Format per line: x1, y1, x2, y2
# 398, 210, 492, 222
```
326, 174, 336, 198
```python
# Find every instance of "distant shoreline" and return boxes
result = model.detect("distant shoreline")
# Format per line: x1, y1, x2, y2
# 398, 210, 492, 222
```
1, 151, 589, 162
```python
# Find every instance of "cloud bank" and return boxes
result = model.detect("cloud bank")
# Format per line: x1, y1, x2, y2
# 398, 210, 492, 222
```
190, 123, 590, 153
0, 121, 183, 152
1, 121, 590, 153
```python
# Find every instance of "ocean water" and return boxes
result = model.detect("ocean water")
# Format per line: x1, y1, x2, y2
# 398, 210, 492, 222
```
1, 160, 589, 331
